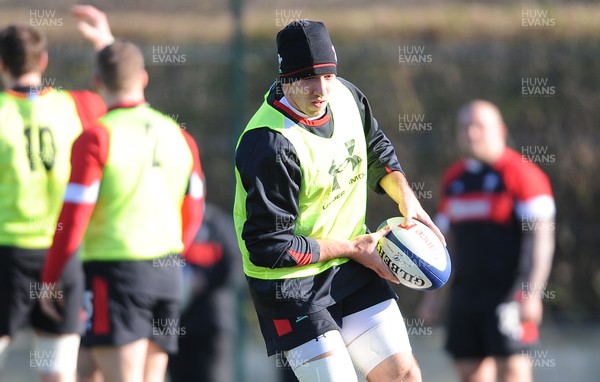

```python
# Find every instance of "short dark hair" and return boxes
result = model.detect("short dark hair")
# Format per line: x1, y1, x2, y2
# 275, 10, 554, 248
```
0, 25, 47, 78
96, 41, 145, 92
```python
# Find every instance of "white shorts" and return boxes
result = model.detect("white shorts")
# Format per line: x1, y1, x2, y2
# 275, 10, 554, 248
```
286, 299, 412, 380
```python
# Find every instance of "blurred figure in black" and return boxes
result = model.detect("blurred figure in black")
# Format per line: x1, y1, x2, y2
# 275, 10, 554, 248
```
418, 100, 555, 382
168, 202, 241, 382
168, 201, 300, 382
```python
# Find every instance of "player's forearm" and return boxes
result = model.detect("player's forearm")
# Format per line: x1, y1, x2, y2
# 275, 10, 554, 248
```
522, 216, 555, 292
316, 230, 383, 263
251, 232, 373, 267
317, 227, 399, 284
314, 238, 357, 262
181, 195, 203, 254
180, 130, 204, 253
42, 128, 105, 284
41, 202, 95, 284
379, 171, 413, 206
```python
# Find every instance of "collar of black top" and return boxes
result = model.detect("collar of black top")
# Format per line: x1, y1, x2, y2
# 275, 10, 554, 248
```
276, 20, 337, 82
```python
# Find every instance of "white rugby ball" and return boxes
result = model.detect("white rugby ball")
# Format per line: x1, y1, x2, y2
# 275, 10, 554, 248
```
376, 217, 451, 290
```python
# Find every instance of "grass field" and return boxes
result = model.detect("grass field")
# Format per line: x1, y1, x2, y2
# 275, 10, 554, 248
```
5, 323, 600, 381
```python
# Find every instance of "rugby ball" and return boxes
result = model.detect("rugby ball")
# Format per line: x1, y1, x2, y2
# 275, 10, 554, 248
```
376, 217, 451, 290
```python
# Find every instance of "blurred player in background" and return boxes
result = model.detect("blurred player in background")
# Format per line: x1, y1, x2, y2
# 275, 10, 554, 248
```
168, 201, 242, 382
418, 100, 555, 382
0, 13, 108, 381
39, 13, 205, 382
234, 20, 445, 382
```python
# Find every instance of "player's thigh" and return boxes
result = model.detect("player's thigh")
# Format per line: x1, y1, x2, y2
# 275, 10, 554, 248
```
454, 356, 497, 382
342, 299, 414, 379
496, 354, 532, 382
144, 340, 169, 382
367, 352, 421, 382
33, 332, 80, 376
77, 346, 102, 382
92, 338, 148, 381
286, 330, 358, 382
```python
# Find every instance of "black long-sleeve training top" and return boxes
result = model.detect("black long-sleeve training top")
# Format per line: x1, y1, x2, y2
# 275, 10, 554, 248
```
236, 77, 403, 317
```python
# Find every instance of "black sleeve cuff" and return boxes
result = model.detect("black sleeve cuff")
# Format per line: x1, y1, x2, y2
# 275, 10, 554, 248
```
307, 237, 321, 264
369, 167, 404, 195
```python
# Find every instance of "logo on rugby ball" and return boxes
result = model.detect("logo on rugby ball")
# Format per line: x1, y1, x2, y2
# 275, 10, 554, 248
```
377, 217, 451, 290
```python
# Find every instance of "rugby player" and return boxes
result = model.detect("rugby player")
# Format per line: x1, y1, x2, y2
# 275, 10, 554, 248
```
40, 34, 204, 382
0, 16, 108, 382
419, 100, 555, 382
234, 20, 444, 382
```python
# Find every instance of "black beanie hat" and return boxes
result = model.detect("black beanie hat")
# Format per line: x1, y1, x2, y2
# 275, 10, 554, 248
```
276, 20, 337, 81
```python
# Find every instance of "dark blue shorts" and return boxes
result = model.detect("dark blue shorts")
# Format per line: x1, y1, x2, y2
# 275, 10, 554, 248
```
0, 246, 85, 336
257, 275, 396, 356
81, 254, 183, 354
446, 297, 538, 359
